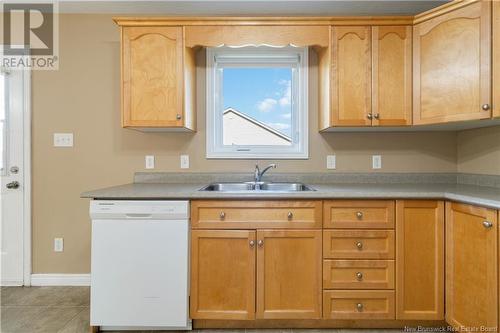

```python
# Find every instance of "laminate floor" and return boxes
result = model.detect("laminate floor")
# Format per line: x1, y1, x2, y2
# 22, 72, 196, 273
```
1, 287, 404, 333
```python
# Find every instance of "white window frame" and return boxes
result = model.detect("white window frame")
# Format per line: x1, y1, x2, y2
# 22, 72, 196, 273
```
206, 46, 308, 159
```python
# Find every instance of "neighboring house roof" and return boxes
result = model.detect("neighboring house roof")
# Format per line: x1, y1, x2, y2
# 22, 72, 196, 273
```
223, 107, 291, 143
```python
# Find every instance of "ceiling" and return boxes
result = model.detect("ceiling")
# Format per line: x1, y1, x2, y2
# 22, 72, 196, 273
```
55, 0, 450, 16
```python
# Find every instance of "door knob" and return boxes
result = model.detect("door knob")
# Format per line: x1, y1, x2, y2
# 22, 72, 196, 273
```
10, 166, 19, 174
483, 221, 493, 229
482, 104, 490, 111
176, 114, 182, 120
6, 181, 20, 189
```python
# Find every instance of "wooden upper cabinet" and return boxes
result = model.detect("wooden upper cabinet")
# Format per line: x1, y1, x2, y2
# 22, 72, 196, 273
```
372, 26, 412, 126
493, 0, 500, 118
122, 26, 196, 130
396, 200, 444, 320
413, 1, 491, 125
445, 202, 498, 329
190, 230, 256, 320
331, 26, 372, 126
256, 230, 322, 319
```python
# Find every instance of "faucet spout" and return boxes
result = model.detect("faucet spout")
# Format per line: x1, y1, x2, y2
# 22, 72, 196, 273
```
254, 163, 277, 183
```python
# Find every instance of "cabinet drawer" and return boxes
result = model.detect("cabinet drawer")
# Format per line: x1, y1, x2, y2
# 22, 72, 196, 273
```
323, 230, 395, 259
324, 200, 395, 229
323, 290, 395, 319
191, 200, 322, 229
323, 260, 395, 289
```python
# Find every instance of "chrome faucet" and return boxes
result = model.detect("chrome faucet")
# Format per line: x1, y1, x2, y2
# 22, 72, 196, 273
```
254, 163, 277, 183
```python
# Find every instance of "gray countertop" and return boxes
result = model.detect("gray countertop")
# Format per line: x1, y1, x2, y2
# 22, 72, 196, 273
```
81, 182, 500, 210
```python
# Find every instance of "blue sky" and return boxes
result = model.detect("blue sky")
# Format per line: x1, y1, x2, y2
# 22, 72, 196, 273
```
222, 67, 292, 136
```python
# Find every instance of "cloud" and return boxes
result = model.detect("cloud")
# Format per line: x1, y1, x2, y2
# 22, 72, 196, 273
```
281, 113, 291, 119
278, 80, 291, 107
267, 122, 290, 130
257, 98, 277, 112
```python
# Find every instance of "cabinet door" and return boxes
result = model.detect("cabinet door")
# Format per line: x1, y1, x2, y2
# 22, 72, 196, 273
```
413, 1, 491, 125
122, 27, 184, 127
396, 200, 444, 320
190, 230, 256, 320
331, 26, 372, 126
494, 0, 500, 118
372, 26, 412, 126
446, 202, 498, 329
256, 230, 322, 319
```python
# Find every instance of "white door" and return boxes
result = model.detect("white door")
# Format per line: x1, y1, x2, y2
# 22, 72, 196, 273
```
0, 67, 30, 286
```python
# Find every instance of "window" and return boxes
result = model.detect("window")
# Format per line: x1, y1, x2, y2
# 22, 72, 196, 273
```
206, 46, 308, 159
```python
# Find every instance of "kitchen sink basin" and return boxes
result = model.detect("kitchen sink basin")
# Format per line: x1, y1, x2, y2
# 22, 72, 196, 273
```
199, 182, 315, 192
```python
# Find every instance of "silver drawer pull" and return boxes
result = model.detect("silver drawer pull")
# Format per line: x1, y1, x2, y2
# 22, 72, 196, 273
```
356, 272, 363, 281
356, 303, 363, 311
356, 241, 363, 250
483, 221, 493, 229
356, 211, 363, 219
249, 240, 255, 248
287, 211, 293, 220
219, 211, 226, 220
258, 240, 264, 247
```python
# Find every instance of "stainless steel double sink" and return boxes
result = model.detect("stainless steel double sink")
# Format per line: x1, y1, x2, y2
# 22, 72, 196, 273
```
199, 182, 315, 192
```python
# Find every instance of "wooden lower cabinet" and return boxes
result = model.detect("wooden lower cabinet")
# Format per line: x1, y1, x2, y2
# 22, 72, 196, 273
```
396, 200, 444, 320
190, 230, 256, 320
256, 230, 322, 319
445, 202, 498, 329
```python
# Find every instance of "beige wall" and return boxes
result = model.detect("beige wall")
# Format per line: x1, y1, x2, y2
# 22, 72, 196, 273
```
457, 126, 500, 175
32, 14, 463, 273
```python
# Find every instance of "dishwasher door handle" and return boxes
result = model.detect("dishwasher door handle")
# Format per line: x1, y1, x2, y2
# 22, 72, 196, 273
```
125, 213, 153, 219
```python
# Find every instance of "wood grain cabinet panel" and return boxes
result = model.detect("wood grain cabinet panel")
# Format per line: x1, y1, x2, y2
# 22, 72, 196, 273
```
372, 26, 412, 126
331, 26, 372, 126
446, 202, 498, 329
494, 0, 500, 118
190, 230, 256, 320
323, 230, 395, 259
256, 230, 322, 319
396, 200, 444, 320
323, 260, 395, 290
122, 26, 195, 130
413, 1, 491, 125
323, 200, 395, 229
191, 200, 322, 229
323, 290, 395, 320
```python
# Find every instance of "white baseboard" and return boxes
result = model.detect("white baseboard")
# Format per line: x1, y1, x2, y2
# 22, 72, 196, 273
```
31, 274, 90, 286
1, 279, 24, 286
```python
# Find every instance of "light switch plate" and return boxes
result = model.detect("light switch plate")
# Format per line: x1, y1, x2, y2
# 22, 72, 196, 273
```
180, 155, 189, 169
53, 133, 73, 147
327, 155, 336, 169
372, 155, 382, 169
54, 238, 64, 252
145, 155, 155, 169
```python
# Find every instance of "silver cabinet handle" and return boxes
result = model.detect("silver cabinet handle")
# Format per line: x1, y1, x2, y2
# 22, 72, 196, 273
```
6, 181, 20, 189
374, 113, 380, 119
356, 272, 363, 281
258, 240, 264, 247
356, 211, 363, 219
176, 114, 182, 120
249, 240, 255, 248
367, 113, 373, 120
356, 303, 363, 311
287, 211, 293, 220
482, 104, 491, 111
356, 241, 363, 249
483, 221, 493, 229
219, 211, 226, 220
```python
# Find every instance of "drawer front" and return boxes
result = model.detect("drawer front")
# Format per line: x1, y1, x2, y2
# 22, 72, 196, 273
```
323, 200, 395, 229
323, 290, 395, 319
323, 260, 395, 289
191, 200, 322, 229
323, 230, 395, 259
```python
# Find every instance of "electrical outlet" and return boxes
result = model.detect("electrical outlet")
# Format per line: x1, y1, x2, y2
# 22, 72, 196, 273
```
54, 238, 64, 252
53, 133, 73, 147
372, 155, 382, 169
326, 155, 336, 169
145, 155, 155, 169
180, 155, 189, 169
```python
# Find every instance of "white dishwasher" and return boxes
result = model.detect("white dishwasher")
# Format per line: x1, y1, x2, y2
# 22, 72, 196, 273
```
89, 200, 191, 331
